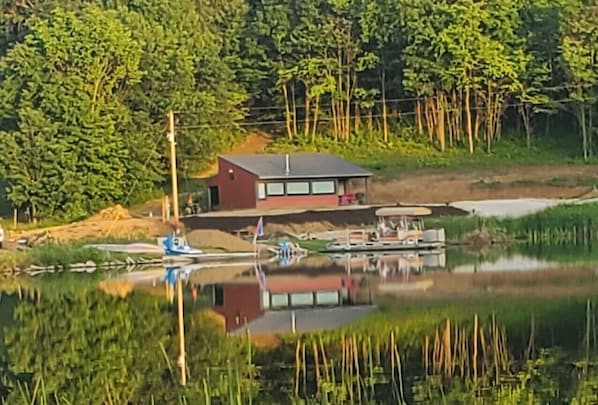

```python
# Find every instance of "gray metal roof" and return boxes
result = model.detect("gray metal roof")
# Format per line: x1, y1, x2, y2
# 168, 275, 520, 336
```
219, 153, 373, 180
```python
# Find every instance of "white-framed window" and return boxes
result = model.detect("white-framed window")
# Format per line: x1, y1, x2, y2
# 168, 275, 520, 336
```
286, 181, 310, 195
257, 183, 266, 199
266, 182, 284, 196
290, 292, 314, 306
312, 180, 335, 194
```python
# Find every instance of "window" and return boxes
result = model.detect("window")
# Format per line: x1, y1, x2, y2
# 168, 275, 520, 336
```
316, 291, 340, 305
266, 182, 284, 196
271, 293, 289, 308
312, 180, 335, 194
290, 292, 314, 307
286, 181, 310, 195
257, 183, 266, 200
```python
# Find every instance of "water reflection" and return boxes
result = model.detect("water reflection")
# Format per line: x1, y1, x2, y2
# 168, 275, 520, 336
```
2, 242, 598, 403
89, 243, 598, 335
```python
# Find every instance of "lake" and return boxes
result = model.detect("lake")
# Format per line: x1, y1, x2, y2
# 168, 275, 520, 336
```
2, 242, 598, 403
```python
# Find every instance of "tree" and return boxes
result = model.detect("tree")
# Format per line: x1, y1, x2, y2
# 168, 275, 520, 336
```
560, 0, 598, 159
0, 5, 144, 220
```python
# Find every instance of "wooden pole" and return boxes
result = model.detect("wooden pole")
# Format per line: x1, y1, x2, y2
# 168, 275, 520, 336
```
167, 110, 180, 231
291, 311, 297, 334
12, 208, 17, 229
177, 276, 187, 386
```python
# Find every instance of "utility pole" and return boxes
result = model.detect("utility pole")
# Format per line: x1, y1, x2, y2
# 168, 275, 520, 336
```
167, 110, 180, 231
177, 275, 187, 386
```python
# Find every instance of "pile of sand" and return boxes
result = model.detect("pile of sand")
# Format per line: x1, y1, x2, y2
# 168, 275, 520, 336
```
89, 204, 132, 221
186, 229, 255, 252
14, 217, 171, 245
263, 221, 336, 236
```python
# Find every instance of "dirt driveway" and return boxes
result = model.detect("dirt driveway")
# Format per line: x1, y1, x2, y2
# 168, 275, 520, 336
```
369, 164, 598, 203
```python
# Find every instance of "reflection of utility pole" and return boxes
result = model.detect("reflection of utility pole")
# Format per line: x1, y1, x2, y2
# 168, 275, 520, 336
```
167, 110, 180, 231
177, 275, 187, 386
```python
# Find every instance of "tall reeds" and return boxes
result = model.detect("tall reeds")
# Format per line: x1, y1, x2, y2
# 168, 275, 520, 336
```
291, 333, 407, 404
423, 314, 510, 383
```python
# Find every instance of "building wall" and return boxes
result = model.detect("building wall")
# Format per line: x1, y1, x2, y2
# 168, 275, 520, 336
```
208, 158, 257, 210
257, 194, 338, 209
212, 283, 263, 332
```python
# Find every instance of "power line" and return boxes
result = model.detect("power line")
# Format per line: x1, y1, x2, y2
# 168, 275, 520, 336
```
174, 83, 595, 116
175, 97, 578, 131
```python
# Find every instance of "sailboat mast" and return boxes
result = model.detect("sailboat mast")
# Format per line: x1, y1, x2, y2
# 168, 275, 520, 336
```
167, 110, 180, 231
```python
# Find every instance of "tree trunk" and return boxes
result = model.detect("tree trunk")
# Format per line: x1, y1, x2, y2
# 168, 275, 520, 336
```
337, 51, 344, 140
437, 92, 446, 152
312, 95, 320, 142
282, 82, 293, 139
354, 105, 361, 133
416, 99, 423, 136
304, 94, 311, 138
291, 83, 298, 138
581, 104, 587, 160
30, 203, 37, 224
425, 97, 435, 142
465, 86, 473, 154
519, 104, 532, 149
345, 69, 352, 142
589, 104, 593, 158
381, 69, 389, 143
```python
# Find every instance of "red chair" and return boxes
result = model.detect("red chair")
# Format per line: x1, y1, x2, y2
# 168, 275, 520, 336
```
339, 194, 356, 205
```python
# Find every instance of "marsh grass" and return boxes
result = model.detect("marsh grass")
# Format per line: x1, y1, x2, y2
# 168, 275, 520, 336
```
427, 202, 598, 245
6, 297, 598, 404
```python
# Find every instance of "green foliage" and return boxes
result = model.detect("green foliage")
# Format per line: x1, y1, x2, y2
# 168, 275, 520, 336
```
0, 0, 246, 222
1, 291, 253, 403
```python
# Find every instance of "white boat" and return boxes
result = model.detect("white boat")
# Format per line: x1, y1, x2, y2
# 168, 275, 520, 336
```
325, 207, 445, 252
160, 233, 257, 260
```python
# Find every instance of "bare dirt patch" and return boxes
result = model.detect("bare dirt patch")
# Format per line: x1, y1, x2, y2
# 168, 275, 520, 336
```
370, 164, 598, 203
186, 229, 255, 252
10, 205, 172, 244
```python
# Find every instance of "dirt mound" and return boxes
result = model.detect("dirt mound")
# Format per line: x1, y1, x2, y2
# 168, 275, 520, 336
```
264, 221, 336, 236
89, 205, 132, 221
460, 228, 512, 249
14, 217, 171, 245
576, 187, 598, 200
186, 229, 255, 252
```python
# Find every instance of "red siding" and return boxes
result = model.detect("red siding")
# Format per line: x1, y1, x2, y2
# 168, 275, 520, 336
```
212, 283, 263, 332
208, 158, 257, 210
257, 194, 338, 209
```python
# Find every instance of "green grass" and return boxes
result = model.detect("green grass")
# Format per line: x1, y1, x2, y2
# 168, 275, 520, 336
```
0, 239, 144, 271
267, 130, 598, 177
294, 238, 329, 252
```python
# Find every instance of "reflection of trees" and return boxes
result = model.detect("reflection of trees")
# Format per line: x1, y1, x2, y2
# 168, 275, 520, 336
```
3, 290, 250, 403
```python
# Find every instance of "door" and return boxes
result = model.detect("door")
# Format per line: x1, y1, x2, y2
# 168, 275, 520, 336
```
209, 186, 219, 209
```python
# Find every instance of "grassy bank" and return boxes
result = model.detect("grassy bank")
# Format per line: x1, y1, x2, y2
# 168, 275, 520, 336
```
267, 132, 598, 175
426, 202, 598, 244
0, 240, 143, 271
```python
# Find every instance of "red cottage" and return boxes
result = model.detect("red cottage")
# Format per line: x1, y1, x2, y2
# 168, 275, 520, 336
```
207, 153, 373, 211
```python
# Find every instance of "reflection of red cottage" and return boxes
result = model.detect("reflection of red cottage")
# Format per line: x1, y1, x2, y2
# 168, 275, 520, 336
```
206, 153, 372, 211
211, 276, 360, 333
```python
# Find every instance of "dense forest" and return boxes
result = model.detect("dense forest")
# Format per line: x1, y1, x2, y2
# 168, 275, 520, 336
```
0, 0, 596, 220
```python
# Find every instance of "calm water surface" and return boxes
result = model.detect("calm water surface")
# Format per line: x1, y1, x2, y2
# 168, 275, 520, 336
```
1, 243, 598, 403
